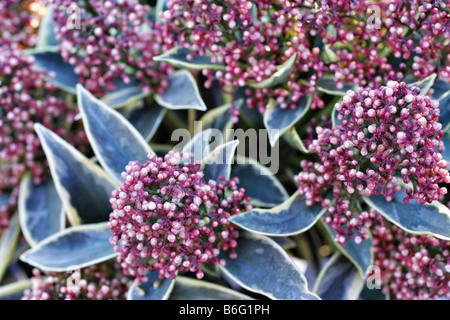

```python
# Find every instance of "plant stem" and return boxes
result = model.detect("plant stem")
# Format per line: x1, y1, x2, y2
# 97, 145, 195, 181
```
188, 108, 197, 137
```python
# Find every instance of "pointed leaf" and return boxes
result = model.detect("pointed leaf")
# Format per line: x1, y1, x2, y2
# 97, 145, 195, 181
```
283, 126, 311, 153
101, 86, 151, 109
0, 280, 31, 300
18, 174, 65, 247
363, 191, 450, 241
316, 77, 354, 96
120, 102, 167, 142
77, 84, 153, 184
313, 253, 365, 300
20, 222, 116, 272
231, 156, 289, 207
408, 73, 436, 95
0, 193, 10, 209
219, 232, 320, 300
247, 53, 297, 89
154, 70, 207, 111
180, 128, 214, 163
36, 5, 58, 48
0, 213, 20, 282
127, 271, 175, 300
320, 221, 374, 277
170, 276, 254, 300
229, 192, 326, 236
34, 123, 117, 226
202, 140, 239, 182
153, 46, 225, 70
27, 47, 78, 94
263, 94, 311, 147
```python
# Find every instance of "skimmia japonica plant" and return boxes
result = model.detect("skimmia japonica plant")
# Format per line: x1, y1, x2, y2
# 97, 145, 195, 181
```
0, 0, 450, 302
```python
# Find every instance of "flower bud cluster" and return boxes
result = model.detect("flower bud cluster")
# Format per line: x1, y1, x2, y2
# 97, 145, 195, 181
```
161, 0, 450, 121
0, 44, 88, 234
48, 0, 174, 96
108, 151, 252, 283
295, 81, 449, 244
22, 262, 132, 300
371, 215, 450, 300
0, 0, 39, 48
163, 0, 328, 116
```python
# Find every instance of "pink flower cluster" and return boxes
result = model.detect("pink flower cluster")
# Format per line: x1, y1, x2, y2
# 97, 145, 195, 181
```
295, 81, 449, 244
160, 0, 450, 119
108, 151, 252, 283
381, 0, 450, 80
22, 262, 132, 300
0, 0, 38, 48
371, 215, 450, 300
163, 0, 327, 115
48, 0, 174, 96
0, 44, 87, 234
317, 0, 450, 87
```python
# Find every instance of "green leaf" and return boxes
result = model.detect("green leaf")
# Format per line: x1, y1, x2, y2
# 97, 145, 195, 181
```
408, 73, 437, 95
170, 276, 254, 300
283, 126, 311, 153
0, 280, 31, 300
200, 99, 243, 133
34, 123, 118, 226
180, 128, 214, 163
322, 44, 339, 63
0, 193, 10, 208
229, 192, 326, 236
0, 213, 20, 282
316, 77, 354, 96
77, 84, 153, 184
440, 130, 450, 163
20, 222, 116, 272
155, 70, 207, 111
153, 46, 225, 70
431, 78, 450, 100
120, 102, 167, 142
230, 155, 289, 207
263, 94, 312, 147
18, 174, 65, 247
27, 47, 78, 94
313, 252, 365, 300
438, 90, 450, 132
320, 221, 374, 278
101, 86, 151, 109
219, 232, 320, 300
202, 140, 239, 182
363, 191, 450, 241
247, 53, 297, 89
271, 236, 297, 249
36, 5, 58, 48
127, 271, 175, 300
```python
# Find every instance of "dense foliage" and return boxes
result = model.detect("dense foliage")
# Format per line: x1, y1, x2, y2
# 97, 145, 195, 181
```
0, 0, 449, 301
